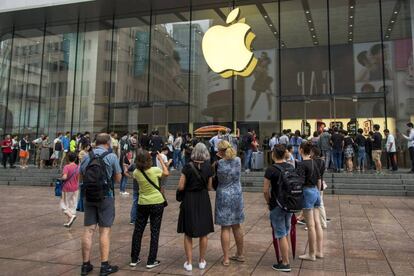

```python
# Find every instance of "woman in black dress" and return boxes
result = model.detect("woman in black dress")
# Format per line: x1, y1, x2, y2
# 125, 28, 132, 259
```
177, 143, 214, 272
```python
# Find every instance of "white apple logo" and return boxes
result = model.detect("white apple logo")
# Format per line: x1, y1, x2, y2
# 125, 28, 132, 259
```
202, 8, 258, 78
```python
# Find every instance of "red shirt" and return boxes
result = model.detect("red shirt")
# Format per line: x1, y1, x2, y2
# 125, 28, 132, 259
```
1, 139, 12, 154
62, 163, 79, 192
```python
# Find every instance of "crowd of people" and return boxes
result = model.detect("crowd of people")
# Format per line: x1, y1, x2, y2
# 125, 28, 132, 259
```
261, 122, 414, 174
50, 131, 329, 275
1, 122, 414, 275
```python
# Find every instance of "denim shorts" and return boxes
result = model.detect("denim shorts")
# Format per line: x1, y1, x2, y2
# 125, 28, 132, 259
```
303, 187, 321, 209
270, 206, 293, 239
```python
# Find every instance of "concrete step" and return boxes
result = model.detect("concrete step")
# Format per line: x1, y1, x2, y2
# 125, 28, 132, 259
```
330, 183, 405, 190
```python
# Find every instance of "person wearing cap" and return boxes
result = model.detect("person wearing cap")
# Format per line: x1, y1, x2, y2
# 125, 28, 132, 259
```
402, 122, 414, 173
318, 127, 332, 171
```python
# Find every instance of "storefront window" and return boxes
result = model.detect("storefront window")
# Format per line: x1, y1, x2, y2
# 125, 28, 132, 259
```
0, 32, 12, 136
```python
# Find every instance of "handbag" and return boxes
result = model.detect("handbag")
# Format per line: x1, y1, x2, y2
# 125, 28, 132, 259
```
176, 189, 184, 202
139, 169, 168, 207
54, 166, 79, 197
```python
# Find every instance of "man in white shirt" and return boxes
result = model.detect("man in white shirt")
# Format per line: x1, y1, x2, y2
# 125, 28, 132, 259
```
269, 132, 279, 151
402, 122, 414, 173
279, 130, 289, 145
209, 130, 224, 158
384, 129, 397, 171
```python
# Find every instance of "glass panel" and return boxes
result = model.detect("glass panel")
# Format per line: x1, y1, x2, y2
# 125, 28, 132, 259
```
109, 17, 150, 134
9, 28, 44, 136
73, 21, 114, 134
281, 0, 330, 136
232, 2, 279, 140
0, 32, 12, 136
149, 10, 190, 135
191, 7, 233, 131
39, 24, 78, 139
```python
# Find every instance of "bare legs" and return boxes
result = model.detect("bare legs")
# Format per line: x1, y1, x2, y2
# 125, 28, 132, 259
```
184, 235, 208, 265
82, 225, 111, 263
301, 208, 323, 260
279, 236, 290, 265
220, 224, 245, 264
346, 157, 353, 172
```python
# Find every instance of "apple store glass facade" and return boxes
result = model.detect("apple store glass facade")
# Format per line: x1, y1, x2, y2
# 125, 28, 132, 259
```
0, 0, 413, 149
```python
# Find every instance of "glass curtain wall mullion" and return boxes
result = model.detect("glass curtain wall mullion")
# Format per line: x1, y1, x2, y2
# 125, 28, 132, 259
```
326, 0, 334, 121
107, 15, 116, 132
3, 27, 15, 133
35, 22, 47, 138
70, 18, 81, 135
147, 9, 153, 102
188, 2, 192, 131
278, 0, 282, 132
378, 0, 388, 129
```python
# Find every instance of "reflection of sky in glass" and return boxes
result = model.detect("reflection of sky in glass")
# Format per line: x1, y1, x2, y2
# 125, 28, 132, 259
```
164, 19, 211, 34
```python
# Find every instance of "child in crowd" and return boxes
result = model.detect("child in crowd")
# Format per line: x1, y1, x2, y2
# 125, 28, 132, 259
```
60, 152, 80, 228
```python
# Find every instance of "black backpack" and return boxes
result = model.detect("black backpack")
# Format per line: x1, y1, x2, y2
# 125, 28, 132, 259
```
273, 164, 305, 213
240, 134, 251, 151
82, 151, 111, 202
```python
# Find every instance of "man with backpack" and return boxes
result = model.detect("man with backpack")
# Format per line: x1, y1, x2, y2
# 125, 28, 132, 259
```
263, 144, 304, 272
79, 133, 122, 276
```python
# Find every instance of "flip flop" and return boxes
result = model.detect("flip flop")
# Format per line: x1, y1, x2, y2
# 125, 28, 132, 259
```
222, 260, 230, 267
299, 254, 316, 261
229, 256, 245, 262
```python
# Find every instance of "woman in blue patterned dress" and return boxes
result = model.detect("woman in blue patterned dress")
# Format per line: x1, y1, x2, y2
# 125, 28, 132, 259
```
214, 140, 245, 266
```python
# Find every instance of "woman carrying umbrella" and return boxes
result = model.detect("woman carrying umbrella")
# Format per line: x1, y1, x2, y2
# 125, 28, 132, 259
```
263, 144, 293, 272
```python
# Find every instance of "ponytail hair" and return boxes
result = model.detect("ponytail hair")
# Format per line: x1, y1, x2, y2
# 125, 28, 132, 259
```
218, 140, 237, 160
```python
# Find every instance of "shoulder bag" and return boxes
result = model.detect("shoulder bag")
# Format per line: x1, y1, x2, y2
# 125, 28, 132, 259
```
55, 166, 79, 197
139, 169, 168, 207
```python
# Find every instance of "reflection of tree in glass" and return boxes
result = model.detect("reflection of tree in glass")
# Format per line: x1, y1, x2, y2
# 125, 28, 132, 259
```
172, 50, 185, 91
247, 52, 273, 120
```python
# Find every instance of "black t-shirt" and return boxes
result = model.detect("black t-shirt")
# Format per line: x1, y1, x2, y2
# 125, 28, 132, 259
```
344, 137, 354, 147
330, 133, 344, 150
182, 161, 213, 192
150, 136, 164, 153
139, 135, 151, 150
355, 134, 366, 147
372, 132, 382, 150
264, 162, 293, 210
297, 159, 320, 187
55, 140, 62, 151
314, 158, 325, 191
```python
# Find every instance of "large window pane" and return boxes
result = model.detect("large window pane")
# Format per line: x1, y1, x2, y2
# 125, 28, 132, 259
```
40, 24, 78, 138
0, 32, 12, 136
281, 0, 330, 135
9, 28, 44, 136
191, 7, 232, 131
233, 2, 279, 139
149, 10, 190, 135
109, 17, 150, 134
73, 21, 113, 134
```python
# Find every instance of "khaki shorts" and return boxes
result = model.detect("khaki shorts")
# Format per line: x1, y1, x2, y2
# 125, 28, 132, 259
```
372, 150, 382, 162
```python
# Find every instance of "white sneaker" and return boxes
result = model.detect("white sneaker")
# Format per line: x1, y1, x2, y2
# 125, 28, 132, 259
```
124, 191, 130, 195
199, 260, 207, 270
183, 262, 192, 272
245, 169, 251, 173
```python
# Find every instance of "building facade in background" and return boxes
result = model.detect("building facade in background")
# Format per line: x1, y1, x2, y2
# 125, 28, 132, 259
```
0, 0, 413, 160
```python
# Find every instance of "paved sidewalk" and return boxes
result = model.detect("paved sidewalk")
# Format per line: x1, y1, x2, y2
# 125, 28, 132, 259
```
0, 186, 414, 275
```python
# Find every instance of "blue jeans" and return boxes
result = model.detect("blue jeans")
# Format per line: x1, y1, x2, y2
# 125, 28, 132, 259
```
130, 182, 139, 223
270, 206, 293, 239
303, 187, 321, 209
173, 149, 184, 169
357, 146, 366, 169
332, 149, 342, 170
322, 149, 332, 169
120, 175, 128, 192
244, 149, 252, 170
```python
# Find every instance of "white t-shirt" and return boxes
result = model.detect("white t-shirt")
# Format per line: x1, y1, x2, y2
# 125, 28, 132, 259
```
269, 137, 278, 150
386, 134, 396, 153
167, 135, 174, 152
156, 153, 168, 169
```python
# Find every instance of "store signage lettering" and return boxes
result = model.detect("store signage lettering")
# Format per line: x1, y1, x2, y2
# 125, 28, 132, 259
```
202, 8, 257, 78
